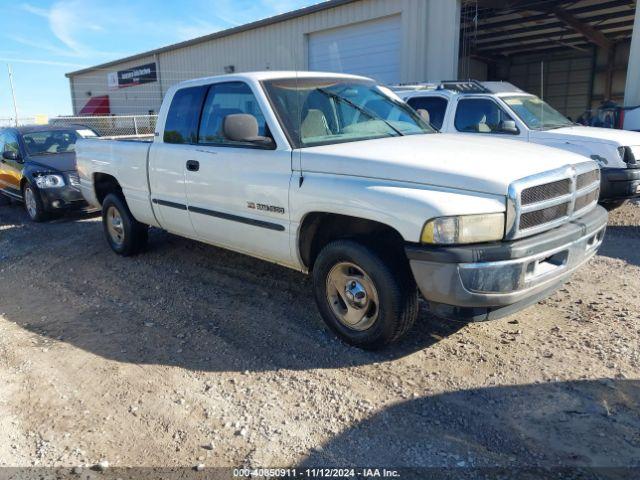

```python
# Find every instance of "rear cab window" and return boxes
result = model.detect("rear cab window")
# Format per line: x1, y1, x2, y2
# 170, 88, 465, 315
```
163, 86, 208, 144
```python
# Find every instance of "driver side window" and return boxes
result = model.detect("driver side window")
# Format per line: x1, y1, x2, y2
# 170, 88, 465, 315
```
454, 98, 518, 134
198, 82, 269, 147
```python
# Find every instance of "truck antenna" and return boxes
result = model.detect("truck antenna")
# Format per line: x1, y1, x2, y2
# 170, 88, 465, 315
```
540, 61, 544, 126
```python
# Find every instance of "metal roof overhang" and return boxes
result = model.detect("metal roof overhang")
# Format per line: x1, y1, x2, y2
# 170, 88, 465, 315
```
462, 0, 636, 58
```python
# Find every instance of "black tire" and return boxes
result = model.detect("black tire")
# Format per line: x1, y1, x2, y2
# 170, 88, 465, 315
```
22, 182, 49, 222
101, 193, 148, 256
312, 239, 418, 350
602, 200, 626, 211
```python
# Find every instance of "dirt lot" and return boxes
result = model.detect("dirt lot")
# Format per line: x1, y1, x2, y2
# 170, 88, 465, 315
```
0, 199, 639, 476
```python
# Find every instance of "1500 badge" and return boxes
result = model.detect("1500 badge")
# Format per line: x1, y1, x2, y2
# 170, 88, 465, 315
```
247, 202, 285, 214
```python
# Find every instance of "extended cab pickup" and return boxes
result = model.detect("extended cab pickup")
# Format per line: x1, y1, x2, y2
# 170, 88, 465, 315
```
77, 72, 607, 349
395, 81, 640, 210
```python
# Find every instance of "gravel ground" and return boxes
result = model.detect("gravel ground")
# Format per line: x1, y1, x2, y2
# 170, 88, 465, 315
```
0, 199, 638, 476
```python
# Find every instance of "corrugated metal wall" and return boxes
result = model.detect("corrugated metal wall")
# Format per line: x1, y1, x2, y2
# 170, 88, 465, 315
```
508, 53, 593, 121
69, 0, 461, 115
504, 39, 632, 121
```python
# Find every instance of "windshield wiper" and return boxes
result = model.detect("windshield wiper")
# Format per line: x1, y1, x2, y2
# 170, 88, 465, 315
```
315, 88, 404, 137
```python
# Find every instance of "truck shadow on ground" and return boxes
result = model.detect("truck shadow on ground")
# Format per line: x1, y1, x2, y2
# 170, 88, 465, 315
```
0, 204, 466, 372
299, 379, 640, 476
598, 225, 640, 267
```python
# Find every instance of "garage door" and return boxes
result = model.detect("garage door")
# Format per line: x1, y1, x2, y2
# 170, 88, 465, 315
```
308, 15, 401, 84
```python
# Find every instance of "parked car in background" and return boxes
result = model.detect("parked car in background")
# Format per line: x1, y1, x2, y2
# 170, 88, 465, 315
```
0, 125, 97, 221
77, 71, 606, 349
394, 81, 640, 210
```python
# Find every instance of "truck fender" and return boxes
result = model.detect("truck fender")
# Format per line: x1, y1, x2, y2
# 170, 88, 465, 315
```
290, 173, 506, 245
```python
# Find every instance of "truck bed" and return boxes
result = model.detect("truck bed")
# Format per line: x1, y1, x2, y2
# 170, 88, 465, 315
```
76, 137, 158, 227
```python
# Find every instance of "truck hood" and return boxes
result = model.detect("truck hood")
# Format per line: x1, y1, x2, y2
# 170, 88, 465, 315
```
530, 125, 640, 147
25, 152, 77, 173
300, 134, 591, 196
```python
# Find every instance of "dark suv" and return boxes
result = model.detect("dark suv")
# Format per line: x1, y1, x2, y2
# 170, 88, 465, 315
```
0, 125, 97, 221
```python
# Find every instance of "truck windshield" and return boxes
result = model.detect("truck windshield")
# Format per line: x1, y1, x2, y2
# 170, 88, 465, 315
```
263, 77, 434, 148
502, 96, 574, 130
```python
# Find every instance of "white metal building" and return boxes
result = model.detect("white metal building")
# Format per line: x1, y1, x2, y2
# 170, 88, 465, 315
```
66, 0, 461, 115
66, 0, 640, 120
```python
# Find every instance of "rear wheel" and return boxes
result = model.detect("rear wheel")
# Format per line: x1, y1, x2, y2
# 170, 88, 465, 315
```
22, 182, 48, 222
102, 193, 148, 256
313, 240, 418, 349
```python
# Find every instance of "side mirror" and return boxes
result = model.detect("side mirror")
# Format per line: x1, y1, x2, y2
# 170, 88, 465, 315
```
223, 114, 274, 147
2, 150, 21, 162
501, 120, 518, 134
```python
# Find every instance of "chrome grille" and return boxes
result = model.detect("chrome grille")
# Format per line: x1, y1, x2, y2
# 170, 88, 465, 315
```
575, 188, 600, 212
520, 203, 571, 230
576, 170, 599, 190
68, 173, 80, 187
506, 162, 600, 240
521, 179, 571, 205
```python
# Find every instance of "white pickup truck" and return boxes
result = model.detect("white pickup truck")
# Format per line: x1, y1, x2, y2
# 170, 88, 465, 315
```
77, 72, 607, 349
394, 81, 640, 210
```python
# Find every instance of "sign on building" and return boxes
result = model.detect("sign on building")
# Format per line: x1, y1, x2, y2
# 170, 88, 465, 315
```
108, 62, 157, 90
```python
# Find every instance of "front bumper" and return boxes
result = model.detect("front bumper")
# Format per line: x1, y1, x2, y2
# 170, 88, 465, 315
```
39, 186, 87, 211
406, 206, 608, 321
599, 167, 640, 202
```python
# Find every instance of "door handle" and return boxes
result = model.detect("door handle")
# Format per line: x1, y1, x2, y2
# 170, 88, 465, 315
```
186, 160, 199, 172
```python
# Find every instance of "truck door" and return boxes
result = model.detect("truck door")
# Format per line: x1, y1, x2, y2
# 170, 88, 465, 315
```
148, 85, 208, 237
0, 131, 24, 198
185, 81, 293, 265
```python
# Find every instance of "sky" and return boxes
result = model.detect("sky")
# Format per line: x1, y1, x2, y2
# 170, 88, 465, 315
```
0, 0, 319, 118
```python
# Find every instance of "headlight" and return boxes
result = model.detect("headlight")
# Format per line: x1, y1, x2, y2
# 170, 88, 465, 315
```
421, 213, 505, 245
34, 174, 65, 188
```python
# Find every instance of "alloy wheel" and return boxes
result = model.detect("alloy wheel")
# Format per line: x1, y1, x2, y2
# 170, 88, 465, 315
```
325, 261, 380, 331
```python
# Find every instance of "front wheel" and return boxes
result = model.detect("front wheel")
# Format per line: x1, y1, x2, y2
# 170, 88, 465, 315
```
312, 240, 418, 349
22, 182, 48, 222
102, 193, 148, 256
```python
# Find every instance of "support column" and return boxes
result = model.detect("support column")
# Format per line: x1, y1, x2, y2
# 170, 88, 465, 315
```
624, 0, 640, 106
424, 0, 461, 81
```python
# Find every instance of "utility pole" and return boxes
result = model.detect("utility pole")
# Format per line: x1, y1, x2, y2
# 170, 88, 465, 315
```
7, 64, 19, 127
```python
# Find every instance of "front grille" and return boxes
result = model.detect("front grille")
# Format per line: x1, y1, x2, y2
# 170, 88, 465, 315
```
576, 170, 599, 190
521, 179, 571, 205
507, 163, 601, 240
520, 203, 570, 230
575, 188, 599, 212
68, 173, 80, 187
